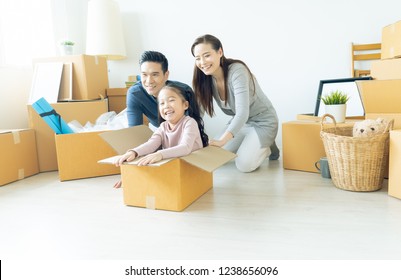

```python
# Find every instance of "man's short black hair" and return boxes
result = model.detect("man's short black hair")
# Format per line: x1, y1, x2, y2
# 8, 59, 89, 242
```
139, 51, 168, 73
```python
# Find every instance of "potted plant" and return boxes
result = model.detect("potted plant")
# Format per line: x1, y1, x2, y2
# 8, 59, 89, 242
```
321, 90, 349, 123
59, 40, 75, 56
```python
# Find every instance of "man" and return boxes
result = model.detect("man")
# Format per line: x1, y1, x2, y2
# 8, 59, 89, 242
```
127, 51, 194, 129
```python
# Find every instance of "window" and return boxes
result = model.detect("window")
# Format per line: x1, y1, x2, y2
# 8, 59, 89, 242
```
0, 0, 55, 68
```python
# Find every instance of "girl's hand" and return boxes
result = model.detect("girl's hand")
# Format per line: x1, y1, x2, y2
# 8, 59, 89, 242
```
114, 150, 137, 166
136, 152, 163, 166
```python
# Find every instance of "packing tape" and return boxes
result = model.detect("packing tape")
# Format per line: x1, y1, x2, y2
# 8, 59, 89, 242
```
12, 131, 21, 144
18, 169, 25, 180
94, 55, 99, 65
146, 196, 156, 210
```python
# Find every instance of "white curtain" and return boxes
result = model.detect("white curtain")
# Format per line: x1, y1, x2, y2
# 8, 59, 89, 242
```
0, 0, 56, 67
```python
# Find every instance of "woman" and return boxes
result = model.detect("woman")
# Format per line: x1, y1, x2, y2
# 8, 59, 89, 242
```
191, 34, 279, 172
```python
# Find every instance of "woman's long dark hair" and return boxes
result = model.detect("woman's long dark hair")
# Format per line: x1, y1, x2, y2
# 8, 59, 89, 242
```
158, 84, 209, 147
191, 34, 255, 117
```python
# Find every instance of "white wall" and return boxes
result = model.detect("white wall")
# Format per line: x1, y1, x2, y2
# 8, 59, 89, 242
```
2, 0, 401, 146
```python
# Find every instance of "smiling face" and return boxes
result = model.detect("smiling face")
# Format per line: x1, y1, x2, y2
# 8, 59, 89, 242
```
158, 87, 189, 126
140, 62, 169, 97
193, 43, 223, 76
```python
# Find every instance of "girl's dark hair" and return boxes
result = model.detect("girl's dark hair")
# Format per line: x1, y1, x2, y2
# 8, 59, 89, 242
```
190, 34, 255, 117
158, 84, 209, 147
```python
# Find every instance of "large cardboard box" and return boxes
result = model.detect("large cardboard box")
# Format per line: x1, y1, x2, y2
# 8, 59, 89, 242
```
33, 55, 108, 101
27, 99, 109, 172
107, 88, 127, 113
55, 131, 120, 181
356, 79, 401, 129
389, 130, 401, 200
381, 20, 401, 59
98, 126, 236, 211
282, 120, 356, 173
371, 58, 401, 80
0, 129, 39, 186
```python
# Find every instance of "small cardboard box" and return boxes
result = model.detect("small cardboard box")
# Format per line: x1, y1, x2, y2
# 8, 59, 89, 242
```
98, 126, 236, 211
27, 99, 109, 172
356, 79, 401, 129
381, 20, 401, 59
0, 129, 39, 186
371, 58, 401, 80
282, 120, 357, 173
55, 131, 120, 181
106, 88, 127, 114
389, 130, 401, 200
33, 55, 109, 101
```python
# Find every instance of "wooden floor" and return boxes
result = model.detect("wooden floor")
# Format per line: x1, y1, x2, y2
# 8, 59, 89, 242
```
1, 158, 401, 260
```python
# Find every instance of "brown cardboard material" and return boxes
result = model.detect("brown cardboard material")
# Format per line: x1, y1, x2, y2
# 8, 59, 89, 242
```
282, 120, 357, 173
371, 58, 401, 80
107, 88, 127, 113
381, 20, 401, 59
33, 55, 108, 101
0, 129, 39, 186
389, 130, 401, 200
106, 87, 149, 125
55, 131, 120, 181
356, 79, 401, 129
98, 126, 236, 211
27, 99, 109, 172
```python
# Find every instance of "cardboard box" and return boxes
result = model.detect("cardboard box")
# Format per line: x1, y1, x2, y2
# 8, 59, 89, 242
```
296, 114, 363, 122
27, 99, 109, 172
381, 20, 401, 59
371, 58, 401, 80
356, 79, 401, 129
98, 126, 236, 211
389, 130, 401, 199
0, 129, 39, 186
106, 88, 149, 125
55, 131, 120, 181
107, 88, 127, 113
33, 55, 108, 101
282, 120, 356, 173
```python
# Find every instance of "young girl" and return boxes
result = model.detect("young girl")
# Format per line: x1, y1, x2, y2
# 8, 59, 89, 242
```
114, 84, 208, 176
191, 34, 279, 173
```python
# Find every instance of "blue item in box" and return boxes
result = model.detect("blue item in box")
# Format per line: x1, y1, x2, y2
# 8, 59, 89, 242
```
32, 97, 74, 134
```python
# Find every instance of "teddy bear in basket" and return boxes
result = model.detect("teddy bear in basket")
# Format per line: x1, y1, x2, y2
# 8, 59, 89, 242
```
353, 118, 388, 137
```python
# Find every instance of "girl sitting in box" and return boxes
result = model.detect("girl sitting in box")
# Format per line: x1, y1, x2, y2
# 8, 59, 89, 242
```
114, 84, 208, 183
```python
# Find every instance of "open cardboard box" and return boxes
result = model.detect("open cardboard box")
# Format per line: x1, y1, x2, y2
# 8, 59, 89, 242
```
98, 126, 236, 211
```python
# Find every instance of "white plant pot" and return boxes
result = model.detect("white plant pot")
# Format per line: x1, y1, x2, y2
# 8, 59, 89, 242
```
60, 45, 73, 56
325, 104, 346, 123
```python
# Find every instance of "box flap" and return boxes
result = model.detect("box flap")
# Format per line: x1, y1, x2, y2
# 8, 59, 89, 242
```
99, 125, 153, 155
180, 146, 236, 172
98, 146, 236, 172
99, 125, 236, 172
357, 80, 401, 113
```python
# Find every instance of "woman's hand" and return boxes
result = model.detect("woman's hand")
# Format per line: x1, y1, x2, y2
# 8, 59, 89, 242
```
114, 150, 137, 166
209, 139, 226, 147
136, 152, 163, 166
209, 131, 233, 147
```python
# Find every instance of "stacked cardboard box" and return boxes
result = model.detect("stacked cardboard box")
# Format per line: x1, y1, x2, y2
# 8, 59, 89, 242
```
0, 129, 39, 186
360, 19, 401, 200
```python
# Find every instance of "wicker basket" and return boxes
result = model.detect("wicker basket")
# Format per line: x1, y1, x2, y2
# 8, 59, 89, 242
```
320, 114, 393, 192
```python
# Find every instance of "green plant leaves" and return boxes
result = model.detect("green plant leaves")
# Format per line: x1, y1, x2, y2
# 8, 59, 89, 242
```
321, 90, 349, 105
